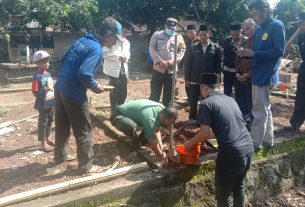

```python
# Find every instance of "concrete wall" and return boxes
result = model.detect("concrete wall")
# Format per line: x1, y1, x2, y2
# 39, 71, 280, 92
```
54, 33, 80, 60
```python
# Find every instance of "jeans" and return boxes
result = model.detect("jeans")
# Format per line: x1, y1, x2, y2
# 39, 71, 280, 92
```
38, 107, 54, 141
215, 153, 253, 207
223, 70, 236, 97
251, 85, 274, 148
149, 70, 173, 107
54, 90, 94, 173
109, 73, 128, 112
235, 81, 253, 131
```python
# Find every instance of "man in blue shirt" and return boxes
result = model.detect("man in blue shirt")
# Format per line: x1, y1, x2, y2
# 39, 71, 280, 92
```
54, 18, 123, 175
237, 0, 285, 151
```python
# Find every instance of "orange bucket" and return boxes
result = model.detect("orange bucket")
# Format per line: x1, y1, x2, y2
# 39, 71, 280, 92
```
176, 144, 201, 165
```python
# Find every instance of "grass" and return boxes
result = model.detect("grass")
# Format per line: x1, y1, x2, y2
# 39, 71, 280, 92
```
254, 137, 305, 160
0, 106, 9, 117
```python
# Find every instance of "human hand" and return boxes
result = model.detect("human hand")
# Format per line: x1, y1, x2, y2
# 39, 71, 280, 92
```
185, 81, 190, 87
92, 84, 104, 94
157, 60, 168, 69
119, 56, 128, 63
185, 140, 194, 152
236, 48, 254, 57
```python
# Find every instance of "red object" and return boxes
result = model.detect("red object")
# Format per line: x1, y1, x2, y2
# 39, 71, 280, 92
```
279, 83, 287, 91
176, 144, 201, 165
32, 80, 39, 92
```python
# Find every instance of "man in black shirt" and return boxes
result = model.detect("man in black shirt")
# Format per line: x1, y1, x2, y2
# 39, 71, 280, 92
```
286, 12, 305, 133
185, 73, 253, 207
184, 25, 221, 125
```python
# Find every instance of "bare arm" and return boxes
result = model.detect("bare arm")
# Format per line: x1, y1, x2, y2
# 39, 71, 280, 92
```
185, 124, 210, 151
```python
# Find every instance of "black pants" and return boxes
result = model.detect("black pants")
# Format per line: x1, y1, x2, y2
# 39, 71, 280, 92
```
189, 84, 201, 120
38, 107, 54, 141
223, 70, 236, 97
215, 153, 253, 207
109, 73, 127, 112
54, 90, 94, 173
185, 84, 190, 102
149, 70, 173, 107
235, 81, 253, 131
290, 64, 305, 126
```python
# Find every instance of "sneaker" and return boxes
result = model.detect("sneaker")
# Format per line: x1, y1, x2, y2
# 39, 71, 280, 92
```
54, 155, 76, 164
188, 119, 197, 125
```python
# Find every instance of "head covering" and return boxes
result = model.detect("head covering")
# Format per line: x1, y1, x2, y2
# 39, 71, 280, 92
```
186, 24, 196, 31
292, 11, 305, 24
199, 24, 210, 32
32, 50, 50, 63
98, 18, 124, 42
200, 73, 220, 86
166, 17, 178, 28
230, 23, 241, 31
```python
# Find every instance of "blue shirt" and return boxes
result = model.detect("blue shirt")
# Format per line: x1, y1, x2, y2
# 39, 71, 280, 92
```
32, 71, 55, 110
252, 17, 285, 86
55, 32, 103, 102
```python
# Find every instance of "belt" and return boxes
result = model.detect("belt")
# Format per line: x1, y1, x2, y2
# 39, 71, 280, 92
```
223, 65, 236, 73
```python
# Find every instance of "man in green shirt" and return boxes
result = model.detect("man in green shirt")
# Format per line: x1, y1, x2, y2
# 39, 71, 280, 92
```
110, 99, 178, 161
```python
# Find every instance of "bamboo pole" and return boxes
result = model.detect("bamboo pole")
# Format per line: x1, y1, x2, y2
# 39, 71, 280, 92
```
284, 28, 300, 57
0, 162, 148, 207
169, 35, 178, 158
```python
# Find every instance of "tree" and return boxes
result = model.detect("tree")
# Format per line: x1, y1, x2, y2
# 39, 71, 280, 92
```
0, 0, 103, 33
273, 0, 305, 39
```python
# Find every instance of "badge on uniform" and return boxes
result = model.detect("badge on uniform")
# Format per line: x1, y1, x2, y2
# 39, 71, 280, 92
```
262, 33, 268, 41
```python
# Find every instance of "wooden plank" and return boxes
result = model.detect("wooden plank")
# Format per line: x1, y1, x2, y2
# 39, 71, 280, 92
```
0, 88, 31, 93
0, 162, 148, 207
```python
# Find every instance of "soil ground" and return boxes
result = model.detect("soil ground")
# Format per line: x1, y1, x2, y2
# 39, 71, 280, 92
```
0, 63, 304, 203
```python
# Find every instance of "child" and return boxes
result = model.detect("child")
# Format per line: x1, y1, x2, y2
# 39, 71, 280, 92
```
31, 50, 55, 152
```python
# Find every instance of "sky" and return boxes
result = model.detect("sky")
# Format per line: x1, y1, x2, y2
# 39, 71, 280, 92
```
269, 0, 280, 8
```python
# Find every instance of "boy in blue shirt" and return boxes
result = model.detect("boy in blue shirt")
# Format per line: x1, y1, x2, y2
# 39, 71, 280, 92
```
32, 50, 55, 152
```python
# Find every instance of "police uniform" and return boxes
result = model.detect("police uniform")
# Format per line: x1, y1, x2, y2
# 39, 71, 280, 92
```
184, 25, 221, 121
148, 18, 186, 107
289, 12, 305, 131
198, 73, 253, 206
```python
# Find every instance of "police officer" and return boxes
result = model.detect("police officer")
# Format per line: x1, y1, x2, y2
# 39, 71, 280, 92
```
185, 73, 253, 207
149, 17, 186, 107
184, 25, 221, 125
222, 23, 246, 97
286, 11, 305, 133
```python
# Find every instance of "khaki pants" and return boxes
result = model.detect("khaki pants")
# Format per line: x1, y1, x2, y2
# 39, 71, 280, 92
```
251, 85, 274, 148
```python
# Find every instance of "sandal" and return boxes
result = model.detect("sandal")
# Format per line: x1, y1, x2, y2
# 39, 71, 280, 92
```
82, 165, 103, 176
46, 139, 55, 147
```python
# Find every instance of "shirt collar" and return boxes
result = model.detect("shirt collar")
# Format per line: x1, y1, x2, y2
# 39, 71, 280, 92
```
260, 16, 272, 28
201, 40, 211, 47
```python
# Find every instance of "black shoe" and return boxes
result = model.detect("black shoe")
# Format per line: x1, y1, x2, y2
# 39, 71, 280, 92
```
284, 124, 301, 133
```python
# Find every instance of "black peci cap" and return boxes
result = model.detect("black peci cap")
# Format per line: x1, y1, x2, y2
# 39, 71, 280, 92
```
199, 24, 210, 32
230, 23, 241, 31
200, 73, 220, 86
186, 24, 196, 31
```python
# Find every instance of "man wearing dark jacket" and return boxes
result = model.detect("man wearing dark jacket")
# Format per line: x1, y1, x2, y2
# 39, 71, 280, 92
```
222, 23, 246, 97
54, 18, 123, 175
184, 25, 221, 124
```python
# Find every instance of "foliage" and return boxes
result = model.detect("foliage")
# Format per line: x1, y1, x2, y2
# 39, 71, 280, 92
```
273, 0, 305, 39
0, 0, 102, 32
100, 0, 192, 32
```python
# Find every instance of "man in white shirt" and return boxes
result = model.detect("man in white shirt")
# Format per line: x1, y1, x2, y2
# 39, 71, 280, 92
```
103, 22, 131, 112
